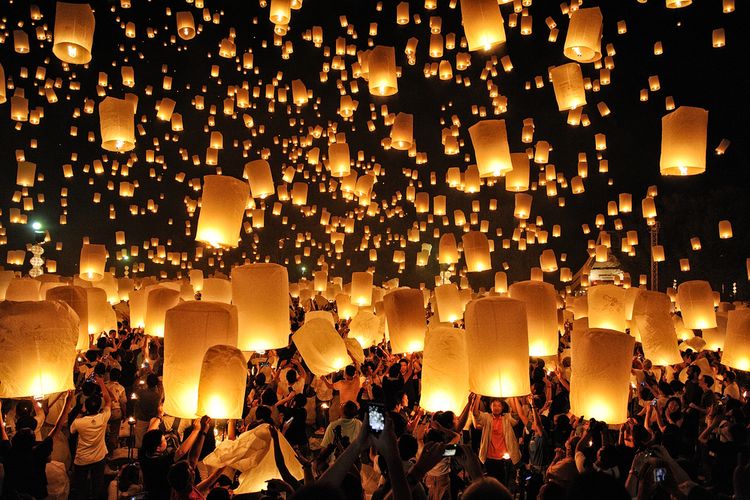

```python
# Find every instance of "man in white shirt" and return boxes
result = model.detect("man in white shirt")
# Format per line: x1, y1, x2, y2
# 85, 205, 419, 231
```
320, 401, 362, 450
70, 375, 112, 500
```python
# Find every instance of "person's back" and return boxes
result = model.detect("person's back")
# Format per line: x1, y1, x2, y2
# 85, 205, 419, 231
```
135, 386, 161, 421
1, 428, 54, 499
71, 400, 110, 465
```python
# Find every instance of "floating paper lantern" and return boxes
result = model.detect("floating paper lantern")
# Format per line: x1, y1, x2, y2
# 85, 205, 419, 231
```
383, 288, 426, 353
462, 231, 491, 272
550, 63, 586, 110
145, 287, 180, 337
52, 2, 95, 64
176, 11, 196, 39
461, 0, 506, 51
439, 233, 459, 264
570, 328, 634, 424
632, 291, 682, 366
468, 120, 512, 177
540, 249, 558, 273
201, 278, 232, 303
99, 97, 135, 152
677, 280, 717, 329
86, 287, 116, 335
232, 264, 290, 352
349, 310, 383, 348
435, 283, 463, 323
245, 160, 275, 199
659, 106, 708, 176
421, 325, 470, 413
666, 0, 692, 8
0, 64, 6, 104
509, 280, 558, 357
563, 7, 603, 63
336, 294, 358, 320
718, 220, 733, 239
368, 45, 398, 96
196, 345, 247, 419
0, 271, 14, 301
514, 193, 533, 219
465, 297, 530, 397
506, 153, 530, 192
494, 271, 508, 293
722, 309, 750, 371
587, 284, 628, 332
46, 285, 89, 351
188, 270, 204, 293
292, 318, 350, 376
328, 142, 351, 177
16, 161, 36, 187
351, 271, 373, 306
163, 301, 238, 418
196, 175, 249, 248
390, 113, 414, 150
79, 243, 107, 281
0, 301, 79, 398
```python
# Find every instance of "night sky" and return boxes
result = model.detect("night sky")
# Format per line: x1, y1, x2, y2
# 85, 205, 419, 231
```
1, 0, 748, 297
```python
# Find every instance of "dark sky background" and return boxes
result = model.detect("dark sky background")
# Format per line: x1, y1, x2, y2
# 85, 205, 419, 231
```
1, 0, 748, 298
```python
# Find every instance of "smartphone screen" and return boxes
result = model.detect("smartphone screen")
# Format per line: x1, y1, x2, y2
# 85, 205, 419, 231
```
367, 402, 385, 434
443, 444, 457, 457
653, 467, 667, 482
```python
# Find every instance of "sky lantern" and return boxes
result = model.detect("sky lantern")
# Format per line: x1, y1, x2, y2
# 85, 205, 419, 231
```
79, 243, 107, 281
5, 279, 41, 302
494, 271, 508, 293
86, 287, 116, 335
52, 2, 95, 64
0, 301, 79, 398
468, 119, 512, 177
351, 271, 373, 306
632, 291, 682, 366
677, 280, 717, 329
666, 0, 692, 8
390, 112, 414, 150
245, 160, 275, 199
232, 263, 290, 352
196, 175, 249, 248
439, 233, 459, 264
201, 278, 232, 303
328, 142, 351, 177
722, 309, 750, 371
587, 284, 628, 332
196, 345, 247, 419
349, 310, 384, 348
465, 297, 530, 397
368, 45, 398, 96
421, 325, 469, 413
659, 106, 708, 176
0, 64, 6, 104
99, 97, 135, 152
550, 63, 586, 111
176, 11, 196, 39
514, 193, 533, 219
718, 220, 733, 239
145, 286, 180, 337
462, 231, 491, 272
46, 285, 89, 351
509, 280, 558, 357
460, 0, 506, 51
570, 328, 634, 424
506, 153, 530, 192
292, 318, 350, 376
563, 7, 603, 63
383, 288, 426, 353
163, 301, 238, 418
435, 283, 463, 323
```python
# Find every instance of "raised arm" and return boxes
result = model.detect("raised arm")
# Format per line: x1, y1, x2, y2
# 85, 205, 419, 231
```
96, 376, 112, 409
268, 425, 301, 489
49, 390, 75, 440
455, 393, 475, 432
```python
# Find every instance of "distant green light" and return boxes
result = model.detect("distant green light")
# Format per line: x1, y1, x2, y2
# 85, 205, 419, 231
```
31, 221, 43, 230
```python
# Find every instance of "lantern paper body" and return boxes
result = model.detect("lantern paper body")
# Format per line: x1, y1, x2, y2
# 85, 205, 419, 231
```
0, 301, 78, 398
509, 281, 559, 357
129, 288, 147, 328
349, 310, 384, 348
5, 278, 41, 301
587, 284, 628, 333
203, 424, 303, 494
468, 120, 512, 177
196, 175, 249, 248
462, 231, 491, 272
570, 328, 635, 424
197, 345, 247, 419
550, 63, 586, 111
631, 291, 681, 366
660, 106, 709, 176
79, 243, 107, 281
722, 309, 750, 371
145, 287, 180, 337
201, 278, 232, 303
435, 284, 463, 323
439, 234, 459, 264
292, 319, 350, 376
368, 46, 398, 96
383, 288, 426, 354
677, 280, 717, 330
351, 272, 374, 307
52, 2, 95, 64
460, 0, 506, 51
464, 297, 530, 397
99, 97, 135, 152
163, 301, 238, 418
563, 7, 603, 63
232, 264, 290, 352
421, 326, 470, 413
246, 160, 275, 199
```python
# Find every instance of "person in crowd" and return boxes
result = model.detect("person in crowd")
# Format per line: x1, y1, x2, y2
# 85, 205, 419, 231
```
133, 373, 162, 448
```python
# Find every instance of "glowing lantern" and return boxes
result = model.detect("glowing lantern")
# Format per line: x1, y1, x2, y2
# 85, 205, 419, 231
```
421, 326, 470, 413
718, 220, 733, 239
563, 7, 603, 63
435, 284, 463, 323
0, 301, 78, 398
506, 153, 530, 192
99, 97, 135, 152
659, 106, 708, 176
465, 297, 530, 397
351, 271, 373, 306
176, 11, 195, 39
514, 193, 533, 219
509, 281, 558, 356
462, 231, 491, 272
587, 284, 628, 332
52, 2, 95, 64
196, 175, 249, 248
368, 45, 398, 96
439, 234, 459, 264
468, 120, 512, 177
328, 142, 351, 177
666, 0, 691, 8
677, 280, 717, 329
460, 0, 506, 51
390, 113, 414, 150
722, 309, 750, 371
632, 291, 682, 366
201, 278, 232, 303
494, 271, 508, 293
292, 318, 350, 376
46, 285, 90, 351
349, 310, 384, 348
145, 287, 180, 337
550, 63, 586, 110
196, 345, 247, 419
79, 243, 107, 281
570, 328, 634, 424
232, 264, 290, 352
383, 288, 426, 353
163, 301, 238, 418
5, 279, 41, 302
540, 249, 558, 273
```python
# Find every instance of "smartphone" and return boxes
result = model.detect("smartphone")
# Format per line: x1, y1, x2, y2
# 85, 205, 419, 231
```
651, 399, 658, 406
653, 467, 667, 483
443, 444, 457, 457
366, 402, 386, 434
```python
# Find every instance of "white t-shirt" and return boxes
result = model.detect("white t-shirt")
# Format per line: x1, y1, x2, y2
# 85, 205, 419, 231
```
71, 408, 111, 465
106, 382, 126, 412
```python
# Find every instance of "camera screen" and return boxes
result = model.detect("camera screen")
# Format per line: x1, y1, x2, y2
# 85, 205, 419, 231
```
368, 405, 385, 432
654, 467, 667, 482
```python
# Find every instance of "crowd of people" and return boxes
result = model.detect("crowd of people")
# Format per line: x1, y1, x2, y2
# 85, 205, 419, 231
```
1, 298, 749, 500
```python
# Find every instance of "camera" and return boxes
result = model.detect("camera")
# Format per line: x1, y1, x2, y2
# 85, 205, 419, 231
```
366, 402, 386, 434
653, 467, 667, 483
